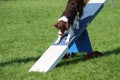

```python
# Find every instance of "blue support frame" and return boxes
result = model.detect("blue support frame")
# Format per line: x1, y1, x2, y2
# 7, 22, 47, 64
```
68, 29, 92, 54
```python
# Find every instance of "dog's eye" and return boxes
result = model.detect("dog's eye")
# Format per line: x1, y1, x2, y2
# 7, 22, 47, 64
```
72, 3, 74, 5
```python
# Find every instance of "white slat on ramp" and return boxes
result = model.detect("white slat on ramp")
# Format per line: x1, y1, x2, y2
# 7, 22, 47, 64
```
29, 0, 106, 73
29, 45, 68, 72
89, 0, 106, 3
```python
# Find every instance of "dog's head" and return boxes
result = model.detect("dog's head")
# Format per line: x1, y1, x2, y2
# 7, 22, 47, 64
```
54, 21, 70, 34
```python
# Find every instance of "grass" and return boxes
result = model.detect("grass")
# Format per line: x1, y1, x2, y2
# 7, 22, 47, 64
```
0, 0, 120, 80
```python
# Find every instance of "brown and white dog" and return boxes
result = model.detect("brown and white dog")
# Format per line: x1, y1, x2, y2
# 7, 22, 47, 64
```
54, 0, 88, 44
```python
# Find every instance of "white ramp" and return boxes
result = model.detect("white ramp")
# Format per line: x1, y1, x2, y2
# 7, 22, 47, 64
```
29, 45, 68, 72
29, 0, 106, 72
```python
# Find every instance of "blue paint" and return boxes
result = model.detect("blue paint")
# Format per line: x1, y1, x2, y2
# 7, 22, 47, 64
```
68, 30, 92, 53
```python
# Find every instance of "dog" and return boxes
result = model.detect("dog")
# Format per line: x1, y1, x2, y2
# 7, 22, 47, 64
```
54, 0, 88, 44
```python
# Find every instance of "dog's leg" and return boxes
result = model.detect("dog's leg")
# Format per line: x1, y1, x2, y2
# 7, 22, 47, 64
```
65, 33, 71, 44
65, 16, 79, 44
65, 26, 74, 44
54, 30, 63, 44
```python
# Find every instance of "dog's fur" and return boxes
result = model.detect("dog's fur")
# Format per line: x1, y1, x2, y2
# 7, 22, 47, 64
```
54, 0, 87, 44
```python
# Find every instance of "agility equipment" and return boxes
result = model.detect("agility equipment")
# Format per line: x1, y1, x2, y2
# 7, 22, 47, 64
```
29, 0, 106, 72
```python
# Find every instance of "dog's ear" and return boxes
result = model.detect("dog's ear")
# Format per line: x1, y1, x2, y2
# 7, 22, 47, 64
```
83, 0, 88, 6
84, 0, 88, 4
54, 23, 58, 29
65, 23, 70, 30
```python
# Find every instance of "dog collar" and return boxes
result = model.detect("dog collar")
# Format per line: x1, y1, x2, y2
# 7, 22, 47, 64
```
58, 16, 68, 22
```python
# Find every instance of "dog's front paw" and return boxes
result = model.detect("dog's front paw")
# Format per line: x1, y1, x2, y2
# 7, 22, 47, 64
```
54, 35, 62, 44
55, 38, 61, 44
54, 41, 59, 44
65, 38, 70, 44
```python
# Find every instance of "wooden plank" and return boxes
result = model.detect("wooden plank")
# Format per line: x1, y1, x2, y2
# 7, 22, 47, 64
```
29, 45, 68, 72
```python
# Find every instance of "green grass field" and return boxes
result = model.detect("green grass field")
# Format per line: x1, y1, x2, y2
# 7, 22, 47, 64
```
0, 0, 120, 80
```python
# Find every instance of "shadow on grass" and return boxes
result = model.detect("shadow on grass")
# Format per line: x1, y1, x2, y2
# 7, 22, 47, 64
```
0, 56, 40, 67
103, 47, 120, 56
56, 55, 85, 67
0, 47, 120, 67
57, 47, 120, 67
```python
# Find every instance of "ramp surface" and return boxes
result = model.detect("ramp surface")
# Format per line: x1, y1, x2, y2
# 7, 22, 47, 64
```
29, 45, 68, 72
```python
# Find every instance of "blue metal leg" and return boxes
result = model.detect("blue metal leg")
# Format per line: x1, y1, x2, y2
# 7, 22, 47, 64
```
68, 29, 92, 55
